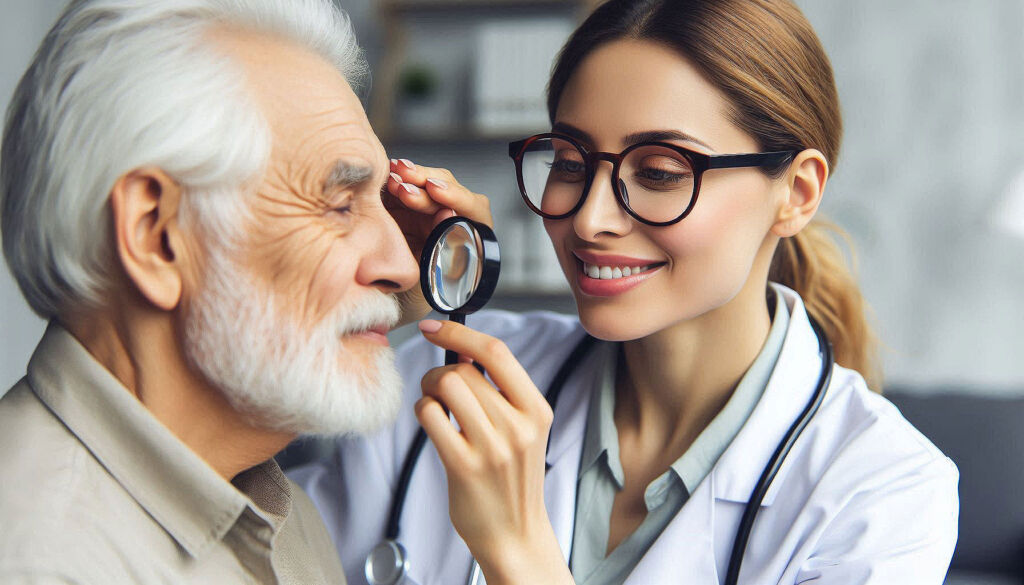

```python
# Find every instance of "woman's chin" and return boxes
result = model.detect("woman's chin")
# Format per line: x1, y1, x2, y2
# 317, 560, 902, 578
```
577, 307, 657, 342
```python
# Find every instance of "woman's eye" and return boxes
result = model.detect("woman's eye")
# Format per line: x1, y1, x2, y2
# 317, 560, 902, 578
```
549, 159, 586, 175
547, 159, 586, 185
635, 166, 692, 186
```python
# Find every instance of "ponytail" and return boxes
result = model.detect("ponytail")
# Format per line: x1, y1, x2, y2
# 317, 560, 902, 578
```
770, 219, 881, 391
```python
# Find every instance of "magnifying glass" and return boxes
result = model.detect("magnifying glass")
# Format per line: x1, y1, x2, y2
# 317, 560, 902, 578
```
419, 215, 500, 366
364, 216, 500, 585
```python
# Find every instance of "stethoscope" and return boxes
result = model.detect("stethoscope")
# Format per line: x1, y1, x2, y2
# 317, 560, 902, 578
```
365, 304, 835, 585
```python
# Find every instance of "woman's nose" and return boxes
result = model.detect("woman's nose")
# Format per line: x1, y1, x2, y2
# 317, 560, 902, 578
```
571, 162, 633, 241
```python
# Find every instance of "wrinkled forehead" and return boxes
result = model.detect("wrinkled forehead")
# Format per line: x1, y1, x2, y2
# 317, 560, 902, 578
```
210, 27, 385, 186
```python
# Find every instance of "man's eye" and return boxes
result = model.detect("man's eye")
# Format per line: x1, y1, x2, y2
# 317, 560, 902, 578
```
326, 197, 353, 217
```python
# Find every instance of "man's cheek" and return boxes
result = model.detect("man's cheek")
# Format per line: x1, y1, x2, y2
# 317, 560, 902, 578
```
305, 243, 359, 321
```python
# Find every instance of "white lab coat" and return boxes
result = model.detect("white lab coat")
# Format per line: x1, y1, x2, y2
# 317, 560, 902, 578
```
289, 287, 959, 585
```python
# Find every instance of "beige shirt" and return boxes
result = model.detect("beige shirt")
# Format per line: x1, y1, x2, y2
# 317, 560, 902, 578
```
0, 323, 346, 585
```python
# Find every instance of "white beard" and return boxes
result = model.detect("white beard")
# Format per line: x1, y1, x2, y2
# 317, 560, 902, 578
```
181, 246, 403, 436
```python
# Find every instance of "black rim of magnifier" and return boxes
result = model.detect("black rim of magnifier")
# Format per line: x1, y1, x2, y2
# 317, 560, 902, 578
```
419, 215, 501, 316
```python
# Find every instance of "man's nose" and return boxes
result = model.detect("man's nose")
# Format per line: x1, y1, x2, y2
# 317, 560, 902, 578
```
359, 211, 419, 294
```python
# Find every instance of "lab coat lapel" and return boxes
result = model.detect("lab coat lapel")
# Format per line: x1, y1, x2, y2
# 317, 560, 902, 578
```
623, 473, 720, 583
543, 338, 610, 562
714, 286, 825, 505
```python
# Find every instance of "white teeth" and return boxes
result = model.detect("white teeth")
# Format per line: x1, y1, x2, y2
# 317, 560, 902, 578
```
583, 263, 651, 280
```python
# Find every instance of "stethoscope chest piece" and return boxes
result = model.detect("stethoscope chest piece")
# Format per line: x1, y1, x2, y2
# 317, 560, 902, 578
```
365, 539, 410, 585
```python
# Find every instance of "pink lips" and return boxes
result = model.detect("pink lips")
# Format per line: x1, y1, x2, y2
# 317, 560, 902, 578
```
353, 324, 391, 346
572, 250, 664, 297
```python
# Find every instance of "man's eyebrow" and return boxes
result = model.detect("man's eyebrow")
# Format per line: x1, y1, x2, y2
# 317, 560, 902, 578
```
552, 122, 715, 152
323, 160, 375, 192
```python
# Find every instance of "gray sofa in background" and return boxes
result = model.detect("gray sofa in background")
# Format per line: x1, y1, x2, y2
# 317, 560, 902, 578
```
887, 390, 1024, 585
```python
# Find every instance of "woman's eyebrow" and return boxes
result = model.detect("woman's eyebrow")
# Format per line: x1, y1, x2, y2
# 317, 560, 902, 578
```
551, 122, 594, 144
623, 129, 715, 152
551, 122, 715, 152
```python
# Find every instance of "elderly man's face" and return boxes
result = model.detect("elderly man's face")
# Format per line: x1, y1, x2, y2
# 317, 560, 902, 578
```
180, 30, 418, 435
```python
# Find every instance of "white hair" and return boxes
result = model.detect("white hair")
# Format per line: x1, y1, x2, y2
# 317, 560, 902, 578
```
1, 0, 368, 318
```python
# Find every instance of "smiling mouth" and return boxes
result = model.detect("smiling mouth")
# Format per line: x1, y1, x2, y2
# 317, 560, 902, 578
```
580, 261, 663, 280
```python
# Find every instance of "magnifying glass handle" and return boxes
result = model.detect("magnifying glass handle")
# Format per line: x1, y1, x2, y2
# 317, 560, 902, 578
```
444, 313, 466, 366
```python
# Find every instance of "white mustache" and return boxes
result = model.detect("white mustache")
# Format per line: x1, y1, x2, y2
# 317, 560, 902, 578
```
333, 291, 401, 337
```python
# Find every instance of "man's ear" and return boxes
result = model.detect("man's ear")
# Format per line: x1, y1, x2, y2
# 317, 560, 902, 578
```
109, 168, 185, 311
771, 149, 829, 238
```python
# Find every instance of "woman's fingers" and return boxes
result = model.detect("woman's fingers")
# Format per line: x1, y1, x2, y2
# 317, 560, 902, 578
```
420, 365, 501, 445
418, 320, 552, 421
414, 396, 470, 466
389, 159, 493, 225
422, 363, 517, 434
387, 171, 442, 214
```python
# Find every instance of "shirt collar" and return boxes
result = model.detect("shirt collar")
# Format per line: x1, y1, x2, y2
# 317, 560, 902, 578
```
27, 322, 288, 558
577, 341, 624, 488
669, 288, 790, 491
579, 288, 791, 494
712, 284, 828, 505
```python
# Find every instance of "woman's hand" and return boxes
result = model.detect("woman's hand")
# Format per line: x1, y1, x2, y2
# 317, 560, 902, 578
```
415, 319, 575, 585
383, 159, 493, 325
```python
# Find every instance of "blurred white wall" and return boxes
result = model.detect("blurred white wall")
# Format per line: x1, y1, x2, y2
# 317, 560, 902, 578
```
1, 0, 1023, 395
798, 0, 1024, 394
0, 0, 65, 391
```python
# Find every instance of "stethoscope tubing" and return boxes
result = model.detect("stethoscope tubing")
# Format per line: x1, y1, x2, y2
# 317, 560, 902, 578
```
723, 315, 833, 585
372, 316, 834, 585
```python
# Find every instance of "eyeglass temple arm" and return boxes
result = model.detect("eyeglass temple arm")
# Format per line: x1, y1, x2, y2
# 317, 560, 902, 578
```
707, 150, 796, 170
509, 140, 528, 158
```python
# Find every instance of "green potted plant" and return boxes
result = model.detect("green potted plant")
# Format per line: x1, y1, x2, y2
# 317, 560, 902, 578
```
396, 62, 444, 133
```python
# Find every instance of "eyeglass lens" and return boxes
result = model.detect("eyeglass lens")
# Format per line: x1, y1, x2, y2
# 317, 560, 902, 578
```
519, 137, 696, 224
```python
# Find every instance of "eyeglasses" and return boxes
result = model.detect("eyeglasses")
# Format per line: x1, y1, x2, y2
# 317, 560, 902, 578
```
508, 133, 797, 226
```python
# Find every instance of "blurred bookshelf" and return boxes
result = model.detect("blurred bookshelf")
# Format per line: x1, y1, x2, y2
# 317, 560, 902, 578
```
370, 1, 589, 141
368, 0, 593, 300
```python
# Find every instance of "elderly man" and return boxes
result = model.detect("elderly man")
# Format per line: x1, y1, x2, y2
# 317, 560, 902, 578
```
0, 0, 485, 583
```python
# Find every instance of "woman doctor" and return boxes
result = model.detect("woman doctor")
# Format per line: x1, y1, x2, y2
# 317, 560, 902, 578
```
290, 0, 959, 583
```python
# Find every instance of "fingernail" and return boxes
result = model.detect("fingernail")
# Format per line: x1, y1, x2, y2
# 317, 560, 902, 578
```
400, 159, 416, 170
418, 319, 442, 334
390, 158, 399, 166
401, 183, 417, 195
438, 208, 456, 220
389, 172, 402, 183
426, 178, 448, 190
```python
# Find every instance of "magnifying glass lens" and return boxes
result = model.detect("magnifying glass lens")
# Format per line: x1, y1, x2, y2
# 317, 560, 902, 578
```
429, 221, 483, 312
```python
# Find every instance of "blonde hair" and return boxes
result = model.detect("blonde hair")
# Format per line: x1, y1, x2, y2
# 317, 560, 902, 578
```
548, 0, 881, 389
